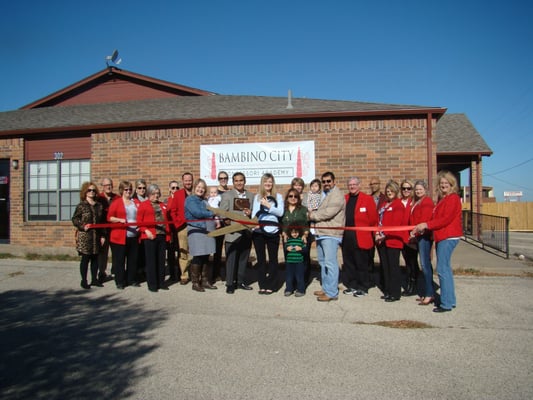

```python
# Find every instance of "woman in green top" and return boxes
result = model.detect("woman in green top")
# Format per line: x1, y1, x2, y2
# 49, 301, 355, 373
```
281, 188, 310, 295
281, 188, 309, 242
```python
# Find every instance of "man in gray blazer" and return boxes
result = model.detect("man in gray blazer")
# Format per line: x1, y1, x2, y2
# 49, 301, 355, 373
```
219, 172, 255, 294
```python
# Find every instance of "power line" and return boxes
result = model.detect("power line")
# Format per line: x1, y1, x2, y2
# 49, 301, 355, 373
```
484, 157, 533, 176
484, 175, 532, 191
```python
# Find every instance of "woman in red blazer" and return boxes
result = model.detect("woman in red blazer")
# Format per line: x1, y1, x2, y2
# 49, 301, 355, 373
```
413, 171, 463, 312
341, 177, 378, 297
137, 184, 171, 292
375, 180, 405, 302
108, 180, 139, 290
399, 179, 419, 296
409, 180, 435, 305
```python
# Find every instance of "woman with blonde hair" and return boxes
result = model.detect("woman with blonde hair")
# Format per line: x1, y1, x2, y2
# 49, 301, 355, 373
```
409, 180, 435, 305
413, 171, 462, 312
375, 180, 404, 302
108, 180, 139, 289
252, 173, 284, 294
185, 178, 217, 292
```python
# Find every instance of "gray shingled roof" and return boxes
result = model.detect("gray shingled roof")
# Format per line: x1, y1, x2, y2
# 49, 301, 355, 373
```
0, 95, 491, 156
436, 113, 492, 155
0, 95, 442, 132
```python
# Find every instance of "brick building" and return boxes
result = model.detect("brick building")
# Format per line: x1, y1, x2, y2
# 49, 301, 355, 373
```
0, 67, 492, 249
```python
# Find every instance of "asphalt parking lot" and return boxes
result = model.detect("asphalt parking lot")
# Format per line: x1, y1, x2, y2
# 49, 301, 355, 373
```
0, 238, 532, 400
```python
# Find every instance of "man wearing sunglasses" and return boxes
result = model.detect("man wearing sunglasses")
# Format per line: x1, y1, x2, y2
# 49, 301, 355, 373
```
308, 172, 345, 302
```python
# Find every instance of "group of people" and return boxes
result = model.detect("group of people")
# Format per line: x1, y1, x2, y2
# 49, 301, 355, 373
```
71, 169, 462, 313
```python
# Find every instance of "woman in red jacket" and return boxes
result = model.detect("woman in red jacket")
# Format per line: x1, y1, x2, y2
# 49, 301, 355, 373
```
375, 180, 404, 302
108, 180, 139, 290
137, 184, 171, 292
399, 179, 419, 296
409, 180, 435, 305
413, 171, 463, 312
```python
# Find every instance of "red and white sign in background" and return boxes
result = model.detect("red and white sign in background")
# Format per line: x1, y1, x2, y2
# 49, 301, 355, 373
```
200, 141, 316, 186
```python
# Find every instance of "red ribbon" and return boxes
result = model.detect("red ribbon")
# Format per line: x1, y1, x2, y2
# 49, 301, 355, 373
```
86, 219, 414, 232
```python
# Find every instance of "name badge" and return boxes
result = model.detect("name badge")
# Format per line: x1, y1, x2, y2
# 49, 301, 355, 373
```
360, 207, 367, 212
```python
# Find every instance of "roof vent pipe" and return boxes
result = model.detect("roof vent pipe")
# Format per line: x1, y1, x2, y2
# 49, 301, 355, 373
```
286, 89, 294, 109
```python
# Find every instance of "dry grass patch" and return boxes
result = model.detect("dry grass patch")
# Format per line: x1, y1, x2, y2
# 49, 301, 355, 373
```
453, 267, 482, 276
453, 267, 533, 278
25, 253, 79, 262
354, 320, 435, 329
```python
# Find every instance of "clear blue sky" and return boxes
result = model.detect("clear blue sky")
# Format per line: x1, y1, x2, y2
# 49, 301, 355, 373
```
1, 0, 532, 201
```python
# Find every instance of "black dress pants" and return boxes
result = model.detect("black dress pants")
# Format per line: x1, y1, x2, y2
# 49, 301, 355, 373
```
342, 231, 372, 292
144, 235, 167, 291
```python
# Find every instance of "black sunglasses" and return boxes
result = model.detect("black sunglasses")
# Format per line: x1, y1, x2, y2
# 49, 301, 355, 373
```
322, 179, 332, 183
401, 187, 412, 191
87, 188, 97, 192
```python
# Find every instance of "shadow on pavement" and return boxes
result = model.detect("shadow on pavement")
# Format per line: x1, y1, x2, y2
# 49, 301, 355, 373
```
0, 289, 168, 400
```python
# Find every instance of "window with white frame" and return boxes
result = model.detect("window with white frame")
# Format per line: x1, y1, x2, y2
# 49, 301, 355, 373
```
28, 160, 91, 221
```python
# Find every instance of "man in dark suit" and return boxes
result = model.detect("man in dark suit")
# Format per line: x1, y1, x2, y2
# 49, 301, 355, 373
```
219, 172, 255, 294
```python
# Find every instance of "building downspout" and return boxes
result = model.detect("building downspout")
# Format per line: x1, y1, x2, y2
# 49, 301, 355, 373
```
426, 113, 434, 195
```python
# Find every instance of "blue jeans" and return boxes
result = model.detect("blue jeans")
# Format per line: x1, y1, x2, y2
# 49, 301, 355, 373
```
436, 239, 458, 309
285, 262, 306, 293
417, 236, 434, 297
316, 237, 341, 298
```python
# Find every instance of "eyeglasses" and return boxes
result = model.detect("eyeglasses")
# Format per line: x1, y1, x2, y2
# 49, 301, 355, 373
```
401, 187, 412, 191
218, 177, 228, 180
138, 186, 146, 190
170, 186, 178, 190
151, 193, 161, 197
87, 188, 97, 193
124, 188, 133, 192
103, 184, 112, 187
288, 195, 298, 198
322, 179, 332, 183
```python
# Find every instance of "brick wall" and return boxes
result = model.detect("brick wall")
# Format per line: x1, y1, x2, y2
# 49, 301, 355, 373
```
4, 115, 436, 250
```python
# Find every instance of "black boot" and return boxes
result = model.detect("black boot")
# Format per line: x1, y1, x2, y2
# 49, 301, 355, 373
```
403, 278, 416, 296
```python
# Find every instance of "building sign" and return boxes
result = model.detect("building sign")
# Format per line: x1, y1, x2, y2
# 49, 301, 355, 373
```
200, 141, 315, 185
503, 191, 523, 197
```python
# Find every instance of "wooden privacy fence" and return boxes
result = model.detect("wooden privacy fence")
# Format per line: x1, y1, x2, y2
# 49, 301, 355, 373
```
463, 202, 533, 231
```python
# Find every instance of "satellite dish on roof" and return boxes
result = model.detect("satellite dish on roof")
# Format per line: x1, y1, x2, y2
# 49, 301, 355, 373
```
105, 49, 122, 67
